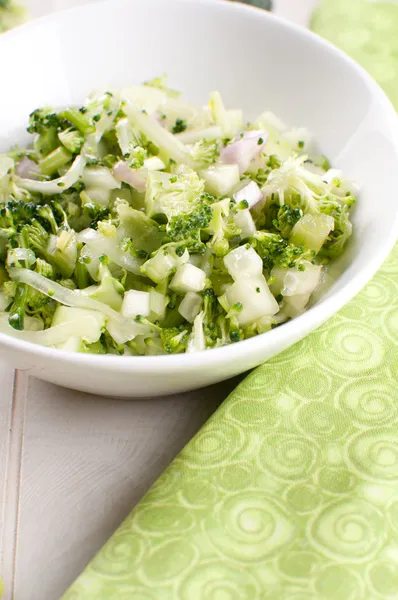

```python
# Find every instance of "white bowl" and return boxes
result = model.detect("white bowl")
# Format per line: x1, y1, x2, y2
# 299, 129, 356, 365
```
0, 0, 397, 397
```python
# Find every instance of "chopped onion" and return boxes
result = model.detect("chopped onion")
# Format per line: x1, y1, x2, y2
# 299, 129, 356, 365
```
221, 277, 279, 326
85, 187, 111, 208
271, 263, 322, 297
83, 166, 121, 190
220, 131, 268, 175
16, 155, 86, 195
9, 268, 147, 344
200, 164, 240, 196
15, 157, 40, 180
187, 312, 206, 353
113, 161, 146, 192
282, 293, 311, 318
170, 263, 206, 293
149, 290, 167, 320
234, 209, 256, 239
178, 292, 203, 323
143, 156, 166, 171
76, 228, 97, 244
233, 180, 262, 209
224, 246, 263, 280
121, 290, 151, 319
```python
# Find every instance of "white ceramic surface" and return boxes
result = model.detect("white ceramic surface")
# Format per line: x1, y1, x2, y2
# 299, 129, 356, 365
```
0, 0, 397, 397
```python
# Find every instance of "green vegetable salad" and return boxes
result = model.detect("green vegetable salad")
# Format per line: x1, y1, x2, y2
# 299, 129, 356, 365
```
0, 76, 357, 355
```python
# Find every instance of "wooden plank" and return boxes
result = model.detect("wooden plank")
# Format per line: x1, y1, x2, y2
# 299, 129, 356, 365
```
0, 369, 26, 600
13, 377, 237, 600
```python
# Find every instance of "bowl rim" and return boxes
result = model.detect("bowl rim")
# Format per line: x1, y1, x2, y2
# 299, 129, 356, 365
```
0, 0, 397, 373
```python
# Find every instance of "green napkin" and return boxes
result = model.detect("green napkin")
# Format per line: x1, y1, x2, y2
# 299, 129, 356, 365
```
63, 244, 398, 598
312, 0, 398, 109
62, 2, 398, 598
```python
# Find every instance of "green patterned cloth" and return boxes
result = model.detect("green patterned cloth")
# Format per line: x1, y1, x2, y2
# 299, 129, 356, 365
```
312, 0, 398, 110
61, 1, 398, 598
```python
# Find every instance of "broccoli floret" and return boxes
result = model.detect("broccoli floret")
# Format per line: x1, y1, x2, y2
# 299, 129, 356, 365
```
172, 118, 188, 134
251, 232, 314, 271
272, 205, 303, 239
22, 218, 77, 277
27, 108, 70, 157
80, 191, 110, 227
145, 167, 205, 219
201, 287, 225, 347
27, 108, 64, 135
0, 200, 38, 238
58, 128, 84, 154
26, 288, 57, 328
189, 140, 220, 165
206, 199, 240, 257
163, 202, 213, 253
35, 257, 55, 279
246, 155, 281, 187
127, 145, 148, 169
160, 327, 189, 354
36, 204, 60, 234
10, 200, 38, 221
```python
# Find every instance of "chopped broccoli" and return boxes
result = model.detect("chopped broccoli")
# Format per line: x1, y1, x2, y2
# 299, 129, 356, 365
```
251, 231, 314, 271
28, 108, 65, 136
163, 201, 213, 253
127, 145, 148, 169
80, 191, 110, 226
189, 140, 220, 165
145, 167, 205, 219
201, 287, 225, 348
272, 205, 303, 239
35, 258, 55, 279
205, 199, 241, 257
172, 118, 188, 134
28, 108, 70, 157
0, 200, 38, 237
160, 327, 189, 354
21, 217, 77, 278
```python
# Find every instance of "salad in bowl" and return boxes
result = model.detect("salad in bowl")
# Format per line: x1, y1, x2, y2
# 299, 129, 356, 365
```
0, 76, 357, 356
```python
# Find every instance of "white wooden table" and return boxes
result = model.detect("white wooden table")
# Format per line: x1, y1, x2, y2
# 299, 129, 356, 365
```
0, 2, 315, 598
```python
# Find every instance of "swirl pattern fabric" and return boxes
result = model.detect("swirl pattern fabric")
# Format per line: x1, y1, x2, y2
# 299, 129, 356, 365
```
63, 242, 398, 598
